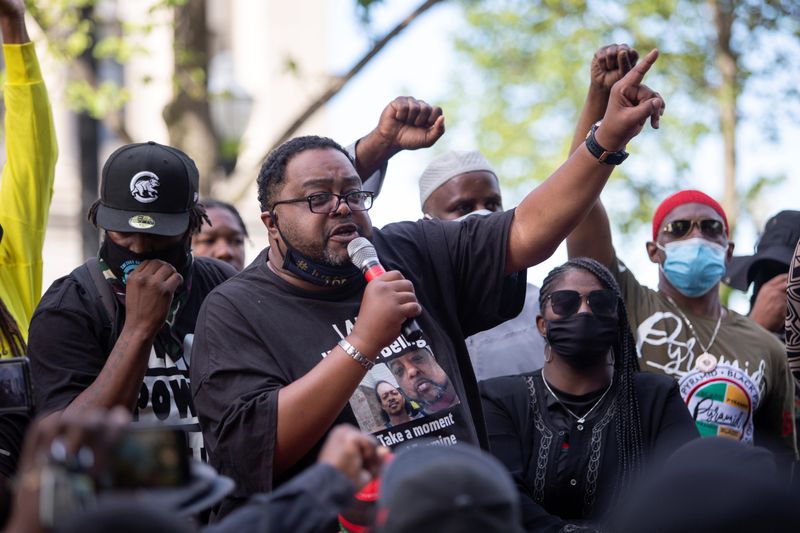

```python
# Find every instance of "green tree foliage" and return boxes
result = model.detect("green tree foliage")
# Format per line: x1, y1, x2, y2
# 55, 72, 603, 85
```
447, 0, 799, 233
26, 0, 181, 122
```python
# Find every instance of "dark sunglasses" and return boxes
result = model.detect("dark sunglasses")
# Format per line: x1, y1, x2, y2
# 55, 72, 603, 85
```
546, 289, 618, 318
662, 219, 725, 239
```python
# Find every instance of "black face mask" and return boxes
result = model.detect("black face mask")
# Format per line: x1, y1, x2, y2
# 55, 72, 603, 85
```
281, 246, 363, 288
271, 210, 362, 289
546, 313, 618, 368
99, 236, 190, 285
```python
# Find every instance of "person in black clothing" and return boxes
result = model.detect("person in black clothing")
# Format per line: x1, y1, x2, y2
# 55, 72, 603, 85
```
480, 258, 699, 532
26, 142, 237, 461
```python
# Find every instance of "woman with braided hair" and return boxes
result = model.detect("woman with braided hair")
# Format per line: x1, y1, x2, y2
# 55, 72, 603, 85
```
480, 258, 698, 531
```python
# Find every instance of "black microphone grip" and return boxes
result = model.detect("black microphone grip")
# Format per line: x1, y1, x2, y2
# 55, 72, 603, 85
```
402, 317, 423, 342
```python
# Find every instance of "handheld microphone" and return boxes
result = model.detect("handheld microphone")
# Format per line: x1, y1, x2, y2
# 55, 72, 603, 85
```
347, 237, 423, 341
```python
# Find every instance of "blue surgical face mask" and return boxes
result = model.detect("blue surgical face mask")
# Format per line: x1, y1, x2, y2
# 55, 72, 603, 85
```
657, 237, 727, 297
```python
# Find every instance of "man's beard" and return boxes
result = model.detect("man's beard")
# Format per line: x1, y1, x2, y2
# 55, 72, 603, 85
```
278, 219, 358, 267
414, 379, 447, 406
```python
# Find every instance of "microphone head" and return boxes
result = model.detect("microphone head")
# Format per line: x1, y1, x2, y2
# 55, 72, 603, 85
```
348, 237, 378, 268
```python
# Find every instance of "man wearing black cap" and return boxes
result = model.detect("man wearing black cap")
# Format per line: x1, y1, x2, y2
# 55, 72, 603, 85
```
27, 141, 236, 460
724, 210, 800, 339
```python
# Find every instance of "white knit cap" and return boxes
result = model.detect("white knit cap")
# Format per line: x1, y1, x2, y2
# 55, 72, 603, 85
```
418, 150, 497, 208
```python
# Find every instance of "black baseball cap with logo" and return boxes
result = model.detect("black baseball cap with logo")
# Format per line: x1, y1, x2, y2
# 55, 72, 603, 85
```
95, 141, 200, 236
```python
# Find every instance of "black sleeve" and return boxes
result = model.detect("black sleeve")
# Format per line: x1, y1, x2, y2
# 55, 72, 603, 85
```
479, 377, 566, 533
27, 281, 110, 415
190, 291, 280, 498
203, 463, 354, 533
0, 412, 29, 478
636, 375, 699, 466
444, 211, 526, 337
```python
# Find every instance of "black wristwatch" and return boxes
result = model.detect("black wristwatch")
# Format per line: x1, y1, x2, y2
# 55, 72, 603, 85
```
585, 121, 628, 165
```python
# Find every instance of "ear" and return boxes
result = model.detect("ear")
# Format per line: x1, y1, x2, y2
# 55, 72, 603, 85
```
536, 314, 547, 338
260, 211, 283, 249
646, 241, 662, 264
726, 240, 735, 262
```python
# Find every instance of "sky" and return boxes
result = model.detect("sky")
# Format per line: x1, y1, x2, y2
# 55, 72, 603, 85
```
320, 0, 799, 315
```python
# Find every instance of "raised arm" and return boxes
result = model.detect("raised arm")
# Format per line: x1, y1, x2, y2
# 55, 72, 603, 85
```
353, 96, 445, 192
0, 0, 59, 335
506, 49, 664, 274
564, 45, 638, 268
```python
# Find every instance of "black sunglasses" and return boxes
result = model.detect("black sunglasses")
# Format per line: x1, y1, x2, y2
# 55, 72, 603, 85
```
546, 289, 618, 318
662, 219, 725, 239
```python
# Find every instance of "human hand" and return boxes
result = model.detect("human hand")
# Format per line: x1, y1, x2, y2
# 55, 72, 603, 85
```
349, 271, 421, 357
373, 96, 445, 152
122, 260, 183, 338
591, 43, 639, 92
749, 274, 788, 332
594, 49, 665, 152
318, 425, 388, 490
5, 408, 131, 533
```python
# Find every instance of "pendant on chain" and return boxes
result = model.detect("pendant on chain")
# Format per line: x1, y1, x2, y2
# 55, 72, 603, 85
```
695, 352, 718, 373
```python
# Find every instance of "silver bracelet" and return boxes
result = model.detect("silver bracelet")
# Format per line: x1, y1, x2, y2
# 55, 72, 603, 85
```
338, 339, 375, 371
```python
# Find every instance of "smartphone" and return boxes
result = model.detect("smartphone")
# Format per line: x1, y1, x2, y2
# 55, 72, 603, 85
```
0, 356, 34, 414
103, 427, 191, 490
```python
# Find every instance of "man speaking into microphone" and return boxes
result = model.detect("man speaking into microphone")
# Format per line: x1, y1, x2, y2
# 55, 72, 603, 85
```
191, 65, 666, 517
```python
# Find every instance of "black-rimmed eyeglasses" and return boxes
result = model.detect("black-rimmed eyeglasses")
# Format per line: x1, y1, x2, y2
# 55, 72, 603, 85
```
271, 191, 375, 214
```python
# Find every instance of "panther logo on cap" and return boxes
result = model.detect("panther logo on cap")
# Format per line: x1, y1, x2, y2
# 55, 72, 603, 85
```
130, 171, 160, 203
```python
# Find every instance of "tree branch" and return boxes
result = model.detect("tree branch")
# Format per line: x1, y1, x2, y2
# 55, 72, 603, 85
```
225, 0, 444, 205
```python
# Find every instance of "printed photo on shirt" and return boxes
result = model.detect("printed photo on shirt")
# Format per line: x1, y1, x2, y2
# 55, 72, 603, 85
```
347, 334, 470, 450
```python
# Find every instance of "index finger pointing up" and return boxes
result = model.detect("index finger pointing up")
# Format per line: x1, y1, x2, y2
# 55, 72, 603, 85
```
623, 48, 659, 85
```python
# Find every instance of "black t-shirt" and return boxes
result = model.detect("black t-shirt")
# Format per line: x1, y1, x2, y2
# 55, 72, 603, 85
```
27, 256, 234, 460
190, 210, 526, 501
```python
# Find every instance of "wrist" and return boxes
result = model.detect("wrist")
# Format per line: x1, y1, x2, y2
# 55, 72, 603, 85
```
120, 321, 159, 342
344, 333, 379, 360
1, 15, 29, 45
587, 83, 611, 98
364, 128, 400, 156
338, 337, 375, 371
585, 121, 628, 164
592, 123, 625, 153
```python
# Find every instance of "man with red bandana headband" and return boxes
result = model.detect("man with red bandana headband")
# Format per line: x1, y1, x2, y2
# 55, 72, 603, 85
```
567, 187, 797, 464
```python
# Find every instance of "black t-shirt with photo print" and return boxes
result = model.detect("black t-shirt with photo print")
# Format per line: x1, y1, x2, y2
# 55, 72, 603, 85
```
27, 256, 235, 461
190, 210, 526, 508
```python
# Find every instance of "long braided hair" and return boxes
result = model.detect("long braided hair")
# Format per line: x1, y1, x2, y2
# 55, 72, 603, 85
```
539, 257, 643, 499
0, 297, 26, 357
